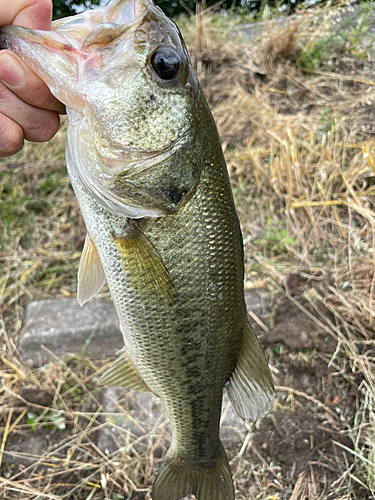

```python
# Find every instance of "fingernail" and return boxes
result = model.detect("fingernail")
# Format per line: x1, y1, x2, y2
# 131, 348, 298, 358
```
0, 53, 25, 87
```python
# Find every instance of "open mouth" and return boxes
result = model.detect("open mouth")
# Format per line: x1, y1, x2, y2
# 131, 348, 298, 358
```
0, 0, 153, 112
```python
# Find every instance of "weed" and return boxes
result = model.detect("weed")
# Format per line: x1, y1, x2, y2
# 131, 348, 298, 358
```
268, 343, 284, 356
299, 3, 375, 71
27, 410, 66, 431
264, 219, 295, 253
299, 35, 342, 71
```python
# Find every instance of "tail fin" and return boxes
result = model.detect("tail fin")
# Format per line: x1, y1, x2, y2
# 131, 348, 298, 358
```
152, 445, 234, 500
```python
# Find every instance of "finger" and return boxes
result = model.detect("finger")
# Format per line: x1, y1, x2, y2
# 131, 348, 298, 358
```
0, 112, 23, 157
0, 82, 60, 143
0, 0, 52, 30
0, 51, 65, 114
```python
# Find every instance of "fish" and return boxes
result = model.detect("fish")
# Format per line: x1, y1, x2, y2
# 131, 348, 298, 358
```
0, 1, 274, 498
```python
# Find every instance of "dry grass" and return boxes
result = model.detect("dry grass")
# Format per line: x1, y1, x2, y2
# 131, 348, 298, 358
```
1, 2, 375, 499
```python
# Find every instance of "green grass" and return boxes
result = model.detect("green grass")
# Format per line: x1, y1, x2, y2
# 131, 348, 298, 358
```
0, 164, 69, 244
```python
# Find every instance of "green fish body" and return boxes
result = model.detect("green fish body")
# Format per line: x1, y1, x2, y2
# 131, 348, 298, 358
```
0, 2, 274, 498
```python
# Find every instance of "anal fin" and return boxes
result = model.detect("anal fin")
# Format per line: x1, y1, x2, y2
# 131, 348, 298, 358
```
77, 234, 106, 306
226, 320, 274, 421
99, 349, 151, 393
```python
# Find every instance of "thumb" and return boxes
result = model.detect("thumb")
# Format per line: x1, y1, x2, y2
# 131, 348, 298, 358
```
0, 0, 52, 31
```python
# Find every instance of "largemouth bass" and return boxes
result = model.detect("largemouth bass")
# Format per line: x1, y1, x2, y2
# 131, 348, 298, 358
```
0, 1, 274, 498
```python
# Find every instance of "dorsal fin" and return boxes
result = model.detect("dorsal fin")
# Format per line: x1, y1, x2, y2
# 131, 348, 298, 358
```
77, 234, 107, 306
226, 320, 275, 422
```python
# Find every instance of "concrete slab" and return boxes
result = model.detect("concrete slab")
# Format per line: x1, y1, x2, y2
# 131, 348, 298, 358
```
19, 298, 123, 367
19, 288, 270, 367
98, 387, 171, 456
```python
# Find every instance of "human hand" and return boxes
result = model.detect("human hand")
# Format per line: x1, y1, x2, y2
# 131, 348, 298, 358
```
0, 0, 65, 157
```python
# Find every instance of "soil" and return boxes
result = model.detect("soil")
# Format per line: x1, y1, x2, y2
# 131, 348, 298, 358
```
248, 272, 364, 498
252, 409, 352, 484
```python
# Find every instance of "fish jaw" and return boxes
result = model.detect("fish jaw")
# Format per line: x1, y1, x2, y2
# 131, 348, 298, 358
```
0, 0, 203, 216
0, 0, 145, 110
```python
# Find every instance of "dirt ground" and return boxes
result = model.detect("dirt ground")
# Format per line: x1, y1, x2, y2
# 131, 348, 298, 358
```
253, 283, 362, 498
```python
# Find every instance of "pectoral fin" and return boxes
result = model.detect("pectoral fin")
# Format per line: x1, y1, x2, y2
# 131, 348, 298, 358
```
77, 234, 106, 306
226, 320, 274, 422
113, 222, 175, 304
99, 349, 151, 393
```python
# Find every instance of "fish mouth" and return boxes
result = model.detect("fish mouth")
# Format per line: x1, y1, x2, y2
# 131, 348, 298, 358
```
52, 0, 145, 50
0, 0, 165, 109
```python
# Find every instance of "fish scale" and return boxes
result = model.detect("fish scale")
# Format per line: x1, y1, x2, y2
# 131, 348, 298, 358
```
109, 112, 243, 462
0, 1, 275, 498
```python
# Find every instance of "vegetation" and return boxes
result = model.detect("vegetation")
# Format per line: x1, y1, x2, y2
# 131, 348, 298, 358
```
52, 0, 310, 20
2, 1, 375, 499
52, 0, 101, 19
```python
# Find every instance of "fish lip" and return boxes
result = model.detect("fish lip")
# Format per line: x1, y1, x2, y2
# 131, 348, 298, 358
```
0, 24, 79, 50
0, 25, 43, 51
0, 25, 34, 38
0, 0, 143, 53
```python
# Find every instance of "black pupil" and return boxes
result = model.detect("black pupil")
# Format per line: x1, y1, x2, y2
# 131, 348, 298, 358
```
151, 48, 180, 80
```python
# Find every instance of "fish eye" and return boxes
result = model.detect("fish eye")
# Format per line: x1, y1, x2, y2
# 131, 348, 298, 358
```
151, 47, 180, 81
